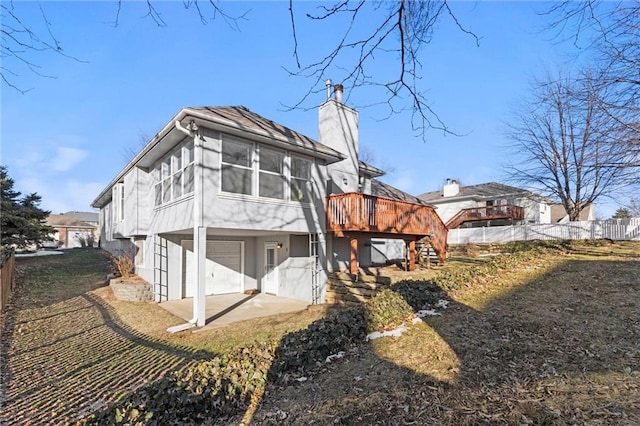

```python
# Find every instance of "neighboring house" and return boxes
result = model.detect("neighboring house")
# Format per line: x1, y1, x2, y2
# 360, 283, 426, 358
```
45, 214, 97, 248
91, 83, 447, 326
550, 203, 595, 223
64, 211, 99, 227
418, 180, 553, 228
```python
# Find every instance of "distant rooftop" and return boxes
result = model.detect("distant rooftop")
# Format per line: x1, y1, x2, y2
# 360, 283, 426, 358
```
418, 181, 534, 202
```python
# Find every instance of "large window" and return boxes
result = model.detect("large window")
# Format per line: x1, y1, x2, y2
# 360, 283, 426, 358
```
220, 137, 313, 202
259, 147, 285, 199
221, 138, 253, 195
154, 138, 195, 206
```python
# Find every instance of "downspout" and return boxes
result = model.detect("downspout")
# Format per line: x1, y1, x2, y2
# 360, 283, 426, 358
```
167, 119, 206, 332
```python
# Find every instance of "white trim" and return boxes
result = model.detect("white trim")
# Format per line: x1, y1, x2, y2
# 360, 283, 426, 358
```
263, 242, 279, 295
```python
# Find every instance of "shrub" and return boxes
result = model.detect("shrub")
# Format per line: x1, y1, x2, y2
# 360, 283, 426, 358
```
391, 279, 445, 311
364, 289, 414, 332
112, 254, 134, 278
272, 306, 366, 382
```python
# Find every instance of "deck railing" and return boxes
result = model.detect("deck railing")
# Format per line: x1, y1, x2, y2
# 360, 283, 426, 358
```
326, 192, 448, 261
445, 205, 525, 229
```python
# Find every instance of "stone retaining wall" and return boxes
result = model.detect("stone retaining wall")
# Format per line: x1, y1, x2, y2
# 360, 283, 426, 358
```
325, 272, 391, 305
110, 278, 153, 302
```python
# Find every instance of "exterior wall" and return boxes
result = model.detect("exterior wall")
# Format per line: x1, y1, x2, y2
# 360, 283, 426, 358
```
277, 234, 327, 303
96, 122, 334, 304
134, 236, 154, 286
370, 238, 405, 264
319, 99, 360, 194
98, 202, 134, 255
123, 167, 152, 236
430, 196, 552, 225
431, 199, 477, 223
330, 236, 373, 271
199, 131, 328, 235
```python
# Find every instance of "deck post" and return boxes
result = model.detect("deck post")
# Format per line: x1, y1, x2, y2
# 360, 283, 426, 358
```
350, 237, 358, 276
408, 240, 416, 271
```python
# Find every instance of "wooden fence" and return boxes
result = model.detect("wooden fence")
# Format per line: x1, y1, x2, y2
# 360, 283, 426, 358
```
1, 248, 16, 313
448, 218, 640, 245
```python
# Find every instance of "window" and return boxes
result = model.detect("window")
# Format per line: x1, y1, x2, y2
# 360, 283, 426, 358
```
259, 147, 285, 199
291, 156, 312, 201
219, 136, 314, 202
112, 183, 124, 222
221, 138, 253, 195
154, 138, 195, 206
134, 238, 144, 266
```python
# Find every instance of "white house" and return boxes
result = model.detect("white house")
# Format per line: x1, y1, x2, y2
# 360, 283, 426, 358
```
418, 180, 553, 228
92, 83, 448, 327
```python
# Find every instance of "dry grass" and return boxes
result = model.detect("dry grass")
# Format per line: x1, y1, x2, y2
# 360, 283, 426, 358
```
249, 241, 640, 425
0, 248, 330, 424
3, 242, 639, 425
96, 285, 331, 354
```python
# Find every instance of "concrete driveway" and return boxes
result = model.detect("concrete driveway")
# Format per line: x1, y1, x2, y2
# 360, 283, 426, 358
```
159, 293, 309, 331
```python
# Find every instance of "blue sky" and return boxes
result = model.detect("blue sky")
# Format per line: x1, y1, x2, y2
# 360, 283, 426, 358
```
2, 1, 613, 216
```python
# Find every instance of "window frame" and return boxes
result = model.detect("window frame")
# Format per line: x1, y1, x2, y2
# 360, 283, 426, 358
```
154, 138, 195, 207
219, 136, 314, 203
221, 137, 255, 196
258, 146, 286, 200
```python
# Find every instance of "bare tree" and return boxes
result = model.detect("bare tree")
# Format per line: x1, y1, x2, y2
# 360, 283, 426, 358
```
505, 72, 639, 221
286, 1, 478, 138
0, 1, 245, 93
3, 1, 478, 140
122, 132, 153, 164
1, 1, 84, 93
546, 2, 640, 138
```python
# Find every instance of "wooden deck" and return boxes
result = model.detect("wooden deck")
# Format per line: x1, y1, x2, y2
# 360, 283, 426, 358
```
446, 205, 525, 229
326, 193, 448, 273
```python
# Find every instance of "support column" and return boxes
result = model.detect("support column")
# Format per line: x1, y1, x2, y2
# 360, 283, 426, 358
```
195, 226, 207, 327
408, 240, 416, 271
349, 237, 358, 276
192, 122, 206, 327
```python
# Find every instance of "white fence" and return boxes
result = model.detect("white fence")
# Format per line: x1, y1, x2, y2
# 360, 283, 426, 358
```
448, 218, 640, 244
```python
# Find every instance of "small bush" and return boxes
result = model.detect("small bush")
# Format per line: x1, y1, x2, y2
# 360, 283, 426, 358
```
364, 289, 414, 332
112, 254, 134, 278
272, 306, 366, 382
391, 279, 445, 311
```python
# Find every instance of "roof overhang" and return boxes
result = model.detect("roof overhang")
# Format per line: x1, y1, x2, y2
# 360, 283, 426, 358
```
91, 108, 345, 208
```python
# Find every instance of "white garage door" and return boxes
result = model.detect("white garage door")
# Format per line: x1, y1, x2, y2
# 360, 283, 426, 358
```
183, 241, 244, 296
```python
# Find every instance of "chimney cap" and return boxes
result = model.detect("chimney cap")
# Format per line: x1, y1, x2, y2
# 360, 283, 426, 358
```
334, 84, 344, 103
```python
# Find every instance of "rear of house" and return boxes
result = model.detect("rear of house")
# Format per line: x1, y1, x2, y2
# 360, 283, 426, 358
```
92, 85, 447, 325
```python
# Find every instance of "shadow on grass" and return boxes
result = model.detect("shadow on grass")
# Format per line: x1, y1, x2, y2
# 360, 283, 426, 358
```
247, 256, 640, 424
14, 247, 640, 424
0, 249, 211, 425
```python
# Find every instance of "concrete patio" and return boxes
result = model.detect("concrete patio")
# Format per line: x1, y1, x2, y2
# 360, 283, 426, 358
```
159, 293, 310, 331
